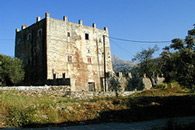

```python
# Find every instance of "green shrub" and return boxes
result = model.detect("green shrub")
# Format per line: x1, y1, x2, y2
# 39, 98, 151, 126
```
157, 84, 166, 89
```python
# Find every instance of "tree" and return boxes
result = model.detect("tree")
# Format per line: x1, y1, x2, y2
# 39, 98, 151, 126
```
160, 27, 195, 90
108, 76, 121, 97
132, 45, 159, 88
0, 54, 25, 86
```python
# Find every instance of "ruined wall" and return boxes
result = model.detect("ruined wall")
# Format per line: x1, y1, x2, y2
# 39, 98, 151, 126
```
112, 72, 165, 91
46, 13, 113, 91
15, 19, 47, 85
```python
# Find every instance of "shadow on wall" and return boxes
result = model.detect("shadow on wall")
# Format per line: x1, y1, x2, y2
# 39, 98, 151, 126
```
126, 78, 144, 91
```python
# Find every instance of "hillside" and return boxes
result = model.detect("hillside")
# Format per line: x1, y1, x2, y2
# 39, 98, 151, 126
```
112, 55, 137, 73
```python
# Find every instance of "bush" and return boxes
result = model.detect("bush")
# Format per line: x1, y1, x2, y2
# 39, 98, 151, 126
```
157, 84, 166, 89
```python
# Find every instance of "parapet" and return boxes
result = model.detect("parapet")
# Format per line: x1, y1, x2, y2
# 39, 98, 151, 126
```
16, 28, 20, 32
78, 20, 83, 25
36, 16, 41, 22
63, 16, 68, 22
45, 12, 50, 18
21, 25, 28, 30
16, 13, 109, 32
92, 23, 96, 28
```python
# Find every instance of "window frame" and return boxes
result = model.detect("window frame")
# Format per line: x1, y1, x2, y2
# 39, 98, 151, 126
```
87, 57, 92, 64
67, 55, 73, 63
27, 33, 32, 41
37, 29, 42, 37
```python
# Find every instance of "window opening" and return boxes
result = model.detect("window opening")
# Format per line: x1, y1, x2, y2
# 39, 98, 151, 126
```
67, 32, 71, 37
85, 33, 89, 40
62, 73, 65, 79
99, 38, 102, 43
53, 74, 56, 80
37, 29, 42, 37
88, 82, 95, 91
67, 55, 73, 62
87, 57, 92, 64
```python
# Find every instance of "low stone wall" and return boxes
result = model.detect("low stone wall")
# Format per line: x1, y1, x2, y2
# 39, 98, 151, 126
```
0, 86, 136, 99
67, 91, 135, 99
0, 85, 70, 91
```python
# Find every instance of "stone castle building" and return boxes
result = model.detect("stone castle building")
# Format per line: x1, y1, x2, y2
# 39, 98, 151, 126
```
15, 13, 113, 91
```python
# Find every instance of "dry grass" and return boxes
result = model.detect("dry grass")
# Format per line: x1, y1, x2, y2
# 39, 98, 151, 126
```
0, 83, 194, 128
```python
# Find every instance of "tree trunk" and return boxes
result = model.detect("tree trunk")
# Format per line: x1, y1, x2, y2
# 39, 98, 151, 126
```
148, 76, 156, 88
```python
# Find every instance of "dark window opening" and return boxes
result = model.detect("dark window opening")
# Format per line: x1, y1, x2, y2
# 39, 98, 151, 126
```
53, 74, 56, 80
38, 29, 42, 37
67, 32, 71, 37
85, 33, 89, 40
62, 73, 65, 79
27, 33, 31, 41
88, 82, 95, 91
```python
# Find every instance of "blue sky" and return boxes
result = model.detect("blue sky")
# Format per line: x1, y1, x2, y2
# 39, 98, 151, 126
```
0, 0, 195, 60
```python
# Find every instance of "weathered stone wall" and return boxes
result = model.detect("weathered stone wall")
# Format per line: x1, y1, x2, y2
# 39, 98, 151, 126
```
46, 14, 113, 91
0, 86, 134, 99
15, 18, 47, 85
15, 13, 113, 91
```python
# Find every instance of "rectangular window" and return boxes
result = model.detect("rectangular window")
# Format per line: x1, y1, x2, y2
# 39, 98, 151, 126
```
67, 32, 71, 37
37, 29, 42, 37
27, 33, 31, 41
53, 73, 56, 80
88, 82, 95, 91
85, 33, 89, 40
67, 55, 73, 62
62, 73, 65, 79
99, 38, 102, 43
87, 57, 92, 64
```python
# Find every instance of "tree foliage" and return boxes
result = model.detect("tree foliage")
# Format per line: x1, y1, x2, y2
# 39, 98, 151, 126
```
0, 54, 25, 86
160, 27, 195, 90
132, 45, 159, 88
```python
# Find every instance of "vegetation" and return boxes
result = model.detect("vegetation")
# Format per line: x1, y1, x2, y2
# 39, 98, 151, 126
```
0, 83, 194, 128
132, 45, 159, 88
160, 27, 195, 90
108, 76, 121, 97
0, 54, 24, 86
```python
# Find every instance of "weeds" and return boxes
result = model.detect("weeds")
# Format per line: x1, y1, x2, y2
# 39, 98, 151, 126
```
0, 85, 194, 128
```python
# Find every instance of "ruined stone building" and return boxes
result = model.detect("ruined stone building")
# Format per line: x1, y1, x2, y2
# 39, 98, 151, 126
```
15, 13, 113, 91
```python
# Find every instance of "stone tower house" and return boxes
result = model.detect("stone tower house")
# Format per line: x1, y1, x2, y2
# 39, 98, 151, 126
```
15, 13, 113, 91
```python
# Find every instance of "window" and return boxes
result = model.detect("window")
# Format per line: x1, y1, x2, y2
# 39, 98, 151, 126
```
99, 38, 102, 43
53, 73, 56, 80
62, 73, 65, 79
87, 57, 92, 64
67, 55, 73, 62
88, 82, 95, 91
37, 29, 42, 37
85, 33, 89, 40
17, 39, 20, 45
67, 32, 71, 37
27, 33, 32, 41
